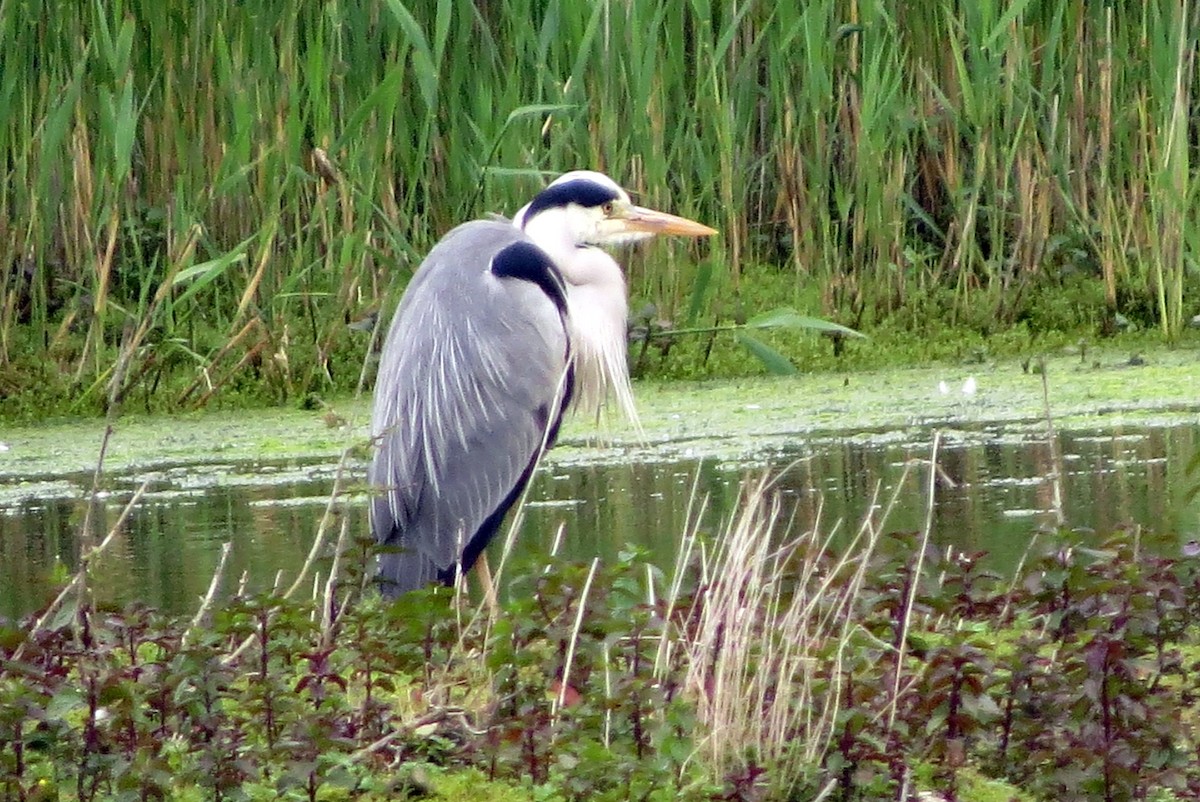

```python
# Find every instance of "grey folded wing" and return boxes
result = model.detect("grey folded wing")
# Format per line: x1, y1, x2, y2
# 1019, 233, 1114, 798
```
368, 221, 571, 594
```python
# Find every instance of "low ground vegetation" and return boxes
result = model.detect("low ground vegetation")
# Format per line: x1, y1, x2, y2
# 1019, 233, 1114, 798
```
3, 471, 1199, 801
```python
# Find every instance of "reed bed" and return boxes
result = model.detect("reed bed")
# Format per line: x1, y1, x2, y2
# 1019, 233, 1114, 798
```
1, 1, 1197, 412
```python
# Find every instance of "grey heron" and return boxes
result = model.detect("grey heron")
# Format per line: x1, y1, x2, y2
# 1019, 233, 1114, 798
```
369, 170, 717, 597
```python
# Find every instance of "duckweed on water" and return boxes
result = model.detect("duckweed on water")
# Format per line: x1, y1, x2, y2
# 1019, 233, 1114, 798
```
3, 345, 1198, 483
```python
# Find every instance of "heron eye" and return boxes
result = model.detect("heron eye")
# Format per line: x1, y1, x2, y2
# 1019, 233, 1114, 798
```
601, 201, 615, 216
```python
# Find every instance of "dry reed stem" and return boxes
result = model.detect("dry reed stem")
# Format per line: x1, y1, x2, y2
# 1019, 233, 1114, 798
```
15, 480, 150, 660
654, 468, 709, 677
547, 520, 567, 563
319, 516, 353, 649
191, 335, 271, 409
176, 317, 263, 405
1038, 360, 1066, 527
884, 433, 940, 736
674, 449, 937, 787
78, 424, 115, 554
552, 556, 600, 722
233, 220, 278, 326
222, 444, 356, 666
472, 556, 500, 623
347, 706, 483, 764
182, 540, 234, 648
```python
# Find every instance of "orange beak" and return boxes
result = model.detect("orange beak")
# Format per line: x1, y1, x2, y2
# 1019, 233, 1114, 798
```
617, 206, 719, 237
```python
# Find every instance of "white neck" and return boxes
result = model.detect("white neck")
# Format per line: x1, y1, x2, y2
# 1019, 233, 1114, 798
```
521, 207, 585, 267
518, 208, 639, 427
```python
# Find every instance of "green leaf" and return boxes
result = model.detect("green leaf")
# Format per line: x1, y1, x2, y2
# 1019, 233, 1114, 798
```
984, 0, 1035, 52
685, 260, 714, 327
480, 167, 557, 179
745, 307, 865, 337
92, 0, 117, 71
383, 0, 438, 110
430, 0, 453, 68
45, 595, 80, 633
104, 80, 136, 186
504, 103, 576, 125
46, 687, 86, 720
735, 331, 797, 375
482, 105, 577, 174
961, 690, 1002, 721
38, 58, 87, 199
566, 3, 606, 98
171, 235, 255, 308
334, 63, 406, 150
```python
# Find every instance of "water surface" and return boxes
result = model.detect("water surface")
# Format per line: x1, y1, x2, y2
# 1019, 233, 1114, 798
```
3, 351, 1198, 619
3, 419, 1197, 619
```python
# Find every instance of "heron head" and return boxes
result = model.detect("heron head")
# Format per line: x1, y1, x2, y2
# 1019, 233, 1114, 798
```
514, 171, 717, 250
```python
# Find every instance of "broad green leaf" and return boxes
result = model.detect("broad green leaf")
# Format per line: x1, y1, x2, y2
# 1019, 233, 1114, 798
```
746, 307, 865, 338
38, 58, 87, 199
334, 63, 406, 149
45, 595, 81, 633
110, 81, 136, 185
92, 0, 117, 71
383, 0, 438, 110
535, 0, 561, 70
984, 0, 1035, 51
430, 0, 453, 67
171, 236, 255, 308
480, 167, 558, 179
713, 2, 759, 63
505, 103, 577, 125
735, 331, 797, 375
566, 3, 605, 99
46, 686, 87, 720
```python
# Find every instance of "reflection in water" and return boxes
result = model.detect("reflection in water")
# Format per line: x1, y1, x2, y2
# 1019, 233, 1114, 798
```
2, 424, 1197, 619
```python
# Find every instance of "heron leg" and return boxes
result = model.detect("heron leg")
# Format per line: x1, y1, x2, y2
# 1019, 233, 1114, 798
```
473, 554, 500, 621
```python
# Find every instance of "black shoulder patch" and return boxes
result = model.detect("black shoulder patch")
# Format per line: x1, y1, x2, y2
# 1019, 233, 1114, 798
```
521, 178, 620, 224
491, 241, 569, 314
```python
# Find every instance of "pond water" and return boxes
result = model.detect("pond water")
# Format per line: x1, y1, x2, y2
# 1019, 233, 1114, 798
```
4, 352, 1200, 619
3, 412, 1198, 620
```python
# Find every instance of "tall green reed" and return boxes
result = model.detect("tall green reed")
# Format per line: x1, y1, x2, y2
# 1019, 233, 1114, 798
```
1143, 0, 1197, 341
1, 1, 1197, 412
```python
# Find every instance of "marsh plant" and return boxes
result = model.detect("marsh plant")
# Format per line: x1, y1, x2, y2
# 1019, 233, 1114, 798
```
3, 1, 1200, 417
4, 449, 1200, 800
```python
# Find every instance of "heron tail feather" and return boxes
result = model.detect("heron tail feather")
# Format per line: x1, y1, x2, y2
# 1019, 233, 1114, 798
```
376, 544, 442, 598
